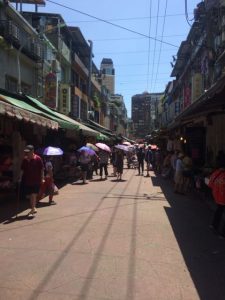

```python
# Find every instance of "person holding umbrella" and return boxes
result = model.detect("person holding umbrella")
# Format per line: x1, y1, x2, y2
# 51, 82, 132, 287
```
96, 143, 111, 180
78, 147, 92, 184
115, 149, 124, 181
38, 156, 57, 205
38, 146, 63, 205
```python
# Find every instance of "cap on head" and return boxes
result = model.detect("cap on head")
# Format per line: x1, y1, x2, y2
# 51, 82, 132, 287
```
24, 145, 34, 153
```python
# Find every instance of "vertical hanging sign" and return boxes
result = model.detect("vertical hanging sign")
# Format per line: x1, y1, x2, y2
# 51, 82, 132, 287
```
45, 72, 57, 109
60, 84, 70, 115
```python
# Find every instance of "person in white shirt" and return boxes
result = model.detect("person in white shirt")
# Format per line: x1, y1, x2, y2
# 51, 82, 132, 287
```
174, 153, 184, 194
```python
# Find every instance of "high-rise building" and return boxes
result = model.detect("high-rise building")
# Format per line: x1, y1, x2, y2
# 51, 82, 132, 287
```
149, 93, 164, 130
131, 92, 163, 138
132, 92, 151, 138
100, 58, 115, 94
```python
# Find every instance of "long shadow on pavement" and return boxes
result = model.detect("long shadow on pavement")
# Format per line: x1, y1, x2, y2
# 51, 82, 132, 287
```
0, 180, 67, 224
151, 173, 225, 300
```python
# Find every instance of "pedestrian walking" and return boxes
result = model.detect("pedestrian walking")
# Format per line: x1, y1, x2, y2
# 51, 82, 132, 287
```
19, 145, 44, 219
111, 147, 117, 176
174, 152, 184, 194
145, 146, 152, 177
182, 152, 193, 193
98, 149, 110, 180
38, 156, 57, 205
137, 147, 145, 175
78, 150, 91, 184
115, 150, 124, 181
208, 157, 225, 238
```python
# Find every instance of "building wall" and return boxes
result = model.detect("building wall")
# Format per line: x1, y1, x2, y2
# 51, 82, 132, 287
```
101, 76, 115, 94
0, 48, 37, 95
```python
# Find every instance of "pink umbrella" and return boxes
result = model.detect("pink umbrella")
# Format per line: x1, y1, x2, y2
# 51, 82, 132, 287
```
122, 141, 131, 146
96, 143, 111, 153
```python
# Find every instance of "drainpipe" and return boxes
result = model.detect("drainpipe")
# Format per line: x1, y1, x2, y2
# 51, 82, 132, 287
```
17, 44, 24, 94
87, 39, 93, 119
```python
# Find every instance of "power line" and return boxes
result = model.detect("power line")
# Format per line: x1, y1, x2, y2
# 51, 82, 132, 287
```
117, 61, 170, 67
89, 34, 186, 42
94, 48, 174, 55
66, 12, 193, 23
45, 0, 179, 48
150, 0, 161, 91
153, 0, 168, 92
146, 0, 153, 91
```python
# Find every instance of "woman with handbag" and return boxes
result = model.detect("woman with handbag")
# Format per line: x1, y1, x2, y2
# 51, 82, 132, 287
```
38, 156, 57, 205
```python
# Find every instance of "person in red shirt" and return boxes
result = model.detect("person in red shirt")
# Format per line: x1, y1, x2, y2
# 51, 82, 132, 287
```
208, 156, 225, 237
19, 145, 44, 218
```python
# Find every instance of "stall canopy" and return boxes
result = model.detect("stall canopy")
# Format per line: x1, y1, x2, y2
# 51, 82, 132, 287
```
122, 136, 135, 144
0, 93, 58, 130
85, 119, 116, 140
25, 96, 100, 137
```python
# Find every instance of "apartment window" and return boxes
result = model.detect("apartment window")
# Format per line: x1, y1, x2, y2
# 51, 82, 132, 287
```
21, 82, 31, 95
71, 95, 79, 118
80, 99, 87, 120
5, 75, 17, 93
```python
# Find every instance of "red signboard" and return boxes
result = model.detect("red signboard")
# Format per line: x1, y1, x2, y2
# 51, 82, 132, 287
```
45, 72, 57, 109
183, 85, 191, 109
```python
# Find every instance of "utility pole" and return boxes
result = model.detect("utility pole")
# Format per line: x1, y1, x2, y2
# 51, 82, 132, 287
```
88, 39, 93, 120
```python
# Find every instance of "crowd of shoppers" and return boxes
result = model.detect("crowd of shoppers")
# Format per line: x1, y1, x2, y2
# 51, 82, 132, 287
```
18, 140, 225, 240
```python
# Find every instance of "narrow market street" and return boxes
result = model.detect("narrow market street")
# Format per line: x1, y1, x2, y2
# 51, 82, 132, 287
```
1, 167, 225, 300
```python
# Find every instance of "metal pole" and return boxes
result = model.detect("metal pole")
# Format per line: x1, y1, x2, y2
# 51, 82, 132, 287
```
17, 44, 24, 94
88, 39, 93, 119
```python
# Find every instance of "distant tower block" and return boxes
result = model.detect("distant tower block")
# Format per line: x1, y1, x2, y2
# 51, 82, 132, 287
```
100, 58, 115, 94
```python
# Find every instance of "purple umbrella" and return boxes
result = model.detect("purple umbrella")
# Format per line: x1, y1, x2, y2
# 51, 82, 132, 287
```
77, 146, 96, 156
43, 146, 63, 156
115, 144, 130, 152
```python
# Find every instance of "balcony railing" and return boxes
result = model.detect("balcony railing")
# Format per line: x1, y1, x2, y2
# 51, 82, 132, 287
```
0, 20, 42, 60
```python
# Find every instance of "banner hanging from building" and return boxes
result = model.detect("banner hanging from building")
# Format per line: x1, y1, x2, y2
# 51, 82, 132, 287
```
59, 84, 70, 115
192, 73, 202, 102
45, 72, 57, 109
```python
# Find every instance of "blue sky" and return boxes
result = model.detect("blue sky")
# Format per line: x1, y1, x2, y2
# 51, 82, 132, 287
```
17, 0, 200, 116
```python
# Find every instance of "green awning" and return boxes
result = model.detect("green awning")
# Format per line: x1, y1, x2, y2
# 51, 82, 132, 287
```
0, 93, 59, 129
25, 96, 80, 130
26, 96, 100, 137
84, 120, 116, 140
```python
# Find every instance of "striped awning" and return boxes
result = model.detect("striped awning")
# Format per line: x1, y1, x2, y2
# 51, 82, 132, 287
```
0, 98, 58, 130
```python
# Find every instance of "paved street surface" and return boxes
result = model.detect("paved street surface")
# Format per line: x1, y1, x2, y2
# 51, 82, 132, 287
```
1, 167, 225, 300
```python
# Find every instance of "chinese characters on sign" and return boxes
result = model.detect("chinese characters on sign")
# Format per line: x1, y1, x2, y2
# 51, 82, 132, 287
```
45, 72, 57, 109
60, 84, 70, 114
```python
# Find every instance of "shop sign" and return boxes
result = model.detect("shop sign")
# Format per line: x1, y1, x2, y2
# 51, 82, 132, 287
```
60, 84, 70, 114
192, 73, 202, 102
45, 72, 57, 109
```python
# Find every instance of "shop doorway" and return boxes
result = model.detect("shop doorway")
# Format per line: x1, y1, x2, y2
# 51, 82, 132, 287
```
185, 127, 206, 167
